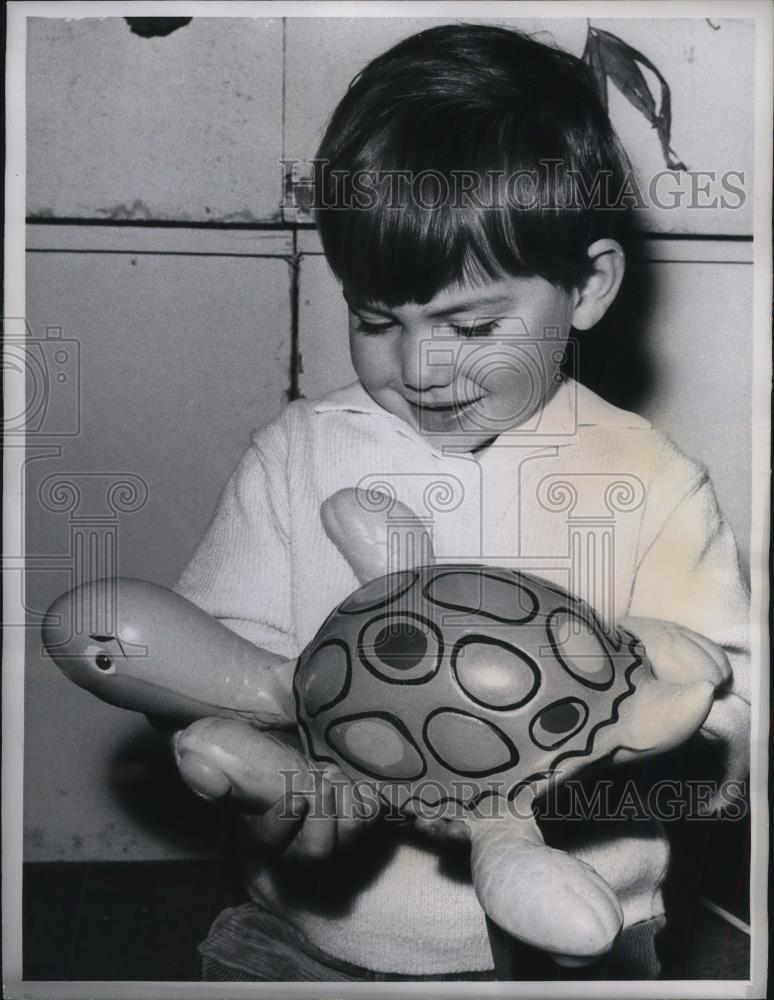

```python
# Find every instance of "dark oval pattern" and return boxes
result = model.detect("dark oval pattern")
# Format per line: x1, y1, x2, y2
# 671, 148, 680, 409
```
358, 613, 442, 684
373, 622, 427, 669
529, 698, 589, 750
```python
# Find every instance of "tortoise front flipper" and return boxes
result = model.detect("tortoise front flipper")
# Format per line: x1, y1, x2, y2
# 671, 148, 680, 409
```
599, 619, 726, 765
468, 809, 623, 964
595, 669, 716, 766
321, 488, 434, 584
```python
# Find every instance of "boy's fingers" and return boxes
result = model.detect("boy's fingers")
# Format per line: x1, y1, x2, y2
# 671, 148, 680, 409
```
682, 631, 733, 685
285, 775, 338, 861
335, 781, 371, 845
402, 801, 470, 844
174, 720, 380, 857
174, 718, 311, 808
246, 792, 310, 851
320, 765, 378, 845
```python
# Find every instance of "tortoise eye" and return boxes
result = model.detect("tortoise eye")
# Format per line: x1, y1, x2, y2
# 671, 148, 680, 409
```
95, 653, 114, 672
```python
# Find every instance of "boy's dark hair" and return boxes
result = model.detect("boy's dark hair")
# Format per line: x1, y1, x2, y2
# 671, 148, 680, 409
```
314, 24, 632, 306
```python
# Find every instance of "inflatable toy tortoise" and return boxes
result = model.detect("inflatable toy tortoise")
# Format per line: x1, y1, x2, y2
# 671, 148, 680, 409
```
42, 487, 723, 964
295, 559, 647, 818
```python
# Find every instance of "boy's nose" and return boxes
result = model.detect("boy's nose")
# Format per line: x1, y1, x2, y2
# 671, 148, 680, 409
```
400, 328, 455, 392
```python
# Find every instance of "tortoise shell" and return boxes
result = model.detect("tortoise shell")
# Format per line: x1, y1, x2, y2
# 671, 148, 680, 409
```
294, 566, 647, 815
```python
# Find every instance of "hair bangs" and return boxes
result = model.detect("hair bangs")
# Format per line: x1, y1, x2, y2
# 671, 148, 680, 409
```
316, 112, 538, 306
317, 176, 534, 308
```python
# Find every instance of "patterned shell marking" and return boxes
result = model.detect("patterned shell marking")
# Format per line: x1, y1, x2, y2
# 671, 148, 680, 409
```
294, 566, 646, 813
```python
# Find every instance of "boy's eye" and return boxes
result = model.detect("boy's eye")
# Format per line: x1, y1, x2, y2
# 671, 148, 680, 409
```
352, 316, 502, 337
451, 319, 502, 338
354, 317, 396, 335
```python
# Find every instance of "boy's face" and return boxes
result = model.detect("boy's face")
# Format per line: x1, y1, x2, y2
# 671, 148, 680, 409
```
346, 273, 578, 453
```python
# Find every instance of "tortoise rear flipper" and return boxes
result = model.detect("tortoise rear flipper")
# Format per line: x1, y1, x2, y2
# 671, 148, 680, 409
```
469, 812, 623, 962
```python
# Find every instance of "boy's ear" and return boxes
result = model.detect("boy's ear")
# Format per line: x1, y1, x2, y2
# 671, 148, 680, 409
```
570, 239, 625, 331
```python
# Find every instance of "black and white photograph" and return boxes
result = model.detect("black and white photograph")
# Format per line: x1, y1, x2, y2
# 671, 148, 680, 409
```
3, 2, 771, 997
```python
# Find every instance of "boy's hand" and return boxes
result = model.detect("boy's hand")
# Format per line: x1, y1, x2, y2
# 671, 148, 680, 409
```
618, 616, 747, 810
173, 718, 381, 859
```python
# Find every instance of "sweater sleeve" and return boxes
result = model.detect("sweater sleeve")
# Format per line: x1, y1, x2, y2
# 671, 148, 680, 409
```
174, 419, 299, 660
628, 465, 751, 780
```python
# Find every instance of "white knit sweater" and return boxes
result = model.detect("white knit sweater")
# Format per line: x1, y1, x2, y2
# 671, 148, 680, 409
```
176, 378, 750, 974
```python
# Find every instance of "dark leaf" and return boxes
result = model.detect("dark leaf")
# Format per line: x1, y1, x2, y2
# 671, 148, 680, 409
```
592, 27, 687, 171
581, 29, 609, 114
594, 28, 660, 123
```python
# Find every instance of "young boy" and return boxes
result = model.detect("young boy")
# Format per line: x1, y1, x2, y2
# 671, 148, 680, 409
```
173, 24, 750, 982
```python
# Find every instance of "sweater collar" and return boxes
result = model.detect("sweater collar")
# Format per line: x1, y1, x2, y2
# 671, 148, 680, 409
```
312, 378, 651, 438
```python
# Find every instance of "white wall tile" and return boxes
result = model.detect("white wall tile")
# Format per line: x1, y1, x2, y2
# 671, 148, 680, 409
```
27, 17, 285, 222
23, 245, 292, 860
297, 253, 354, 401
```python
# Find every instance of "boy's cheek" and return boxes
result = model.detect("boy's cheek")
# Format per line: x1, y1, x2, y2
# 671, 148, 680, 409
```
350, 339, 394, 388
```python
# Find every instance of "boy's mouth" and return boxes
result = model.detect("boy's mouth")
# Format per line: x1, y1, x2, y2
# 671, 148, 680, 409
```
406, 396, 484, 414
404, 395, 486, 434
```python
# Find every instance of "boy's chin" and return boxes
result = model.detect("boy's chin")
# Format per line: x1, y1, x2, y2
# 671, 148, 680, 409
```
380, 390, 503, 452
412, 407, 504, 453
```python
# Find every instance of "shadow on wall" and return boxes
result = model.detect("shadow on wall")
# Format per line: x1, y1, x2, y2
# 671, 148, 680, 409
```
107, 725, 227, 856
